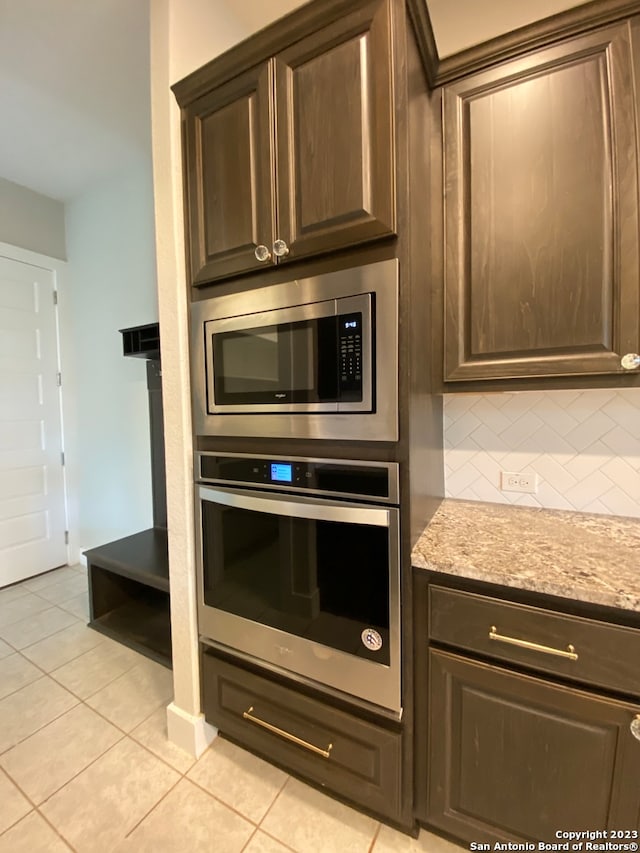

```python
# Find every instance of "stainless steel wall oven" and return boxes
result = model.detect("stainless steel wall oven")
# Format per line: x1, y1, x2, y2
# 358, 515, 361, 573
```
195, 452, 401, 715
190, 259, 398, 442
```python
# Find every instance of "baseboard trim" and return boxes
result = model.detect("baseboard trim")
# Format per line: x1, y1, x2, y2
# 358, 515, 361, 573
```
166, 701, 217, 758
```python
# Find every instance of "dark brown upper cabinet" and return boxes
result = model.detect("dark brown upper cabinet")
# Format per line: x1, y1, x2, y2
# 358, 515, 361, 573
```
442, 20, 640, 383
179, 0, 396, 286
183, 64, 276, 284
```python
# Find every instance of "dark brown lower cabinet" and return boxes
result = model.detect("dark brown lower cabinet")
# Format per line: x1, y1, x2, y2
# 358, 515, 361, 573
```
202, 650, 403, 823
426, 650, 640, 842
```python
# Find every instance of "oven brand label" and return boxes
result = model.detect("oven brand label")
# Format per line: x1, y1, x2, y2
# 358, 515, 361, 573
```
361, 628, 383, 651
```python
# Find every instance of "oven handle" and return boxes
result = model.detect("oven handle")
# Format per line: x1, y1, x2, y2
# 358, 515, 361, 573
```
198, 485, 391, 527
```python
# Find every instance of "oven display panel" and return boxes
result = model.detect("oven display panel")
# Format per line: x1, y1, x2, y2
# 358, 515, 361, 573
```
270, 463, 292, 483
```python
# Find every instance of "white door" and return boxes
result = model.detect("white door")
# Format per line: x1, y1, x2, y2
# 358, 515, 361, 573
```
0, 255, 67, 585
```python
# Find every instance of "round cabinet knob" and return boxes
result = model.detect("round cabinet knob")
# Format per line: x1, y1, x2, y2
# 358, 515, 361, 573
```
254, 244, 272, 263
273, 239, 290, 258
631, 715, 640, 741
621, 353, 640, 370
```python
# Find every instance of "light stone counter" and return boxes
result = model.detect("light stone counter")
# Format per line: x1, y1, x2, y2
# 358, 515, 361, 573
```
411, 499, 640, 612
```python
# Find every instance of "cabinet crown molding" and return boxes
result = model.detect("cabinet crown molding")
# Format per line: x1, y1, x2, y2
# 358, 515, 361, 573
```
407, 0, 640, 86
172, 0, 387, 107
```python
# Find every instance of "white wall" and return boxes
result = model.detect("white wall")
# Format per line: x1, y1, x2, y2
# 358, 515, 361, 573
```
63, 162, 158, 552
0, 177, 66, 260
444, 390, 640, 518
428, 0, 591, 57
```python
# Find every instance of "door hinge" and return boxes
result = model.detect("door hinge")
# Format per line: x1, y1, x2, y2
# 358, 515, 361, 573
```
61, 451, 65, 466
53, 290, 58, 305
56, 372, 62, 387
64, 531, 69, 545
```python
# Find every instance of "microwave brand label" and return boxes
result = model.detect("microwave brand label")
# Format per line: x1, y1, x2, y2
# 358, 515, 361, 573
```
275, 393, 287, 399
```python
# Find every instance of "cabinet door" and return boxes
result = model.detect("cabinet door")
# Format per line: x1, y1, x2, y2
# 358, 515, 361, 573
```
426, 650, 640, 843
274, 0, 395, 262
443, 22, 640, 381
183, 63, 276, 284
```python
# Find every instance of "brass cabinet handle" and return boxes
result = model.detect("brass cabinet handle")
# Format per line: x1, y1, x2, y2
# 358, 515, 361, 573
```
489, 626, 578, 661
631, 715, 640, 741
242, 706, 333, 759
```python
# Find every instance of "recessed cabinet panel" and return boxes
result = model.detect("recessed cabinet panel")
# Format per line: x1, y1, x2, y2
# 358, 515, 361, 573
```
201, 99, 259, 255
185, 63, 275, 284
275, 0, 395, 259
444, 22, 640, 381
427, 650, 640, 842
468, 60, 610, 354
293, 37, 368, 230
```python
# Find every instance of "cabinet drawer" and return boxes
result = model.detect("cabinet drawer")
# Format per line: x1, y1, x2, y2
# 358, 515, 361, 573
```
202, 651, 402, 822
428, 586, 640, 696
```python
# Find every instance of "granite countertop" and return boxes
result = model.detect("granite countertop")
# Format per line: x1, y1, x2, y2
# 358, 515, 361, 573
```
411, 499, 640, 613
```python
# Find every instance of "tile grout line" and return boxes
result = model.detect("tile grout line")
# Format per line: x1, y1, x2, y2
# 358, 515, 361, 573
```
32, 808, 78, 852
19, 634, 109, 673
0, 641, 164, 758
0, 667, 49, 706
251, 773, 300, 851
0, 762, 77, 851
29, 729, 128, 809
23, 688, 180, 814
0, 763, 37, 833
122, 717, 285, 842
0, 598, 86, 652
3, 704, 178, 842
239, 826, 260, 852
121, 771, 183, 840
0, 679, 81, 758
0, 603, 70, 637
254, 826, 301, 853
0, 571, 87, 638
47, 649, 148, 704
30, 579, 88, 603
11, 596, 171, 710
1, 648, 179, 810
368, 821, 382, 852
185, 773, 266, 829
257, 772, 289, 828
21, 565, 85, 592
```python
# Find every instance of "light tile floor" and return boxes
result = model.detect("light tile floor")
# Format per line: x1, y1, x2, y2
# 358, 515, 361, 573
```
0, 565, 464, 853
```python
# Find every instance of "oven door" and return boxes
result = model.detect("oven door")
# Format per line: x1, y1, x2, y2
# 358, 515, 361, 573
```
196, 484, 401, 714
204, 295, 372, 414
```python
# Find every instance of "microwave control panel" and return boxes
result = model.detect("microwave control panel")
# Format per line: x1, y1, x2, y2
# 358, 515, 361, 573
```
337, 313, 363, 400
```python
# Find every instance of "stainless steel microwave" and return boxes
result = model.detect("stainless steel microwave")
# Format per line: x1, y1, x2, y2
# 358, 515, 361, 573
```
190, 259, 399, 441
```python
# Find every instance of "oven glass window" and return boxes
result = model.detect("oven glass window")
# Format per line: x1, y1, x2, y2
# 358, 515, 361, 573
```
201, 501, 390, 665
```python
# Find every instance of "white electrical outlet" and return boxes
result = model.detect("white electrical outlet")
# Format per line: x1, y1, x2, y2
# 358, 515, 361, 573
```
500, 471, 539, 494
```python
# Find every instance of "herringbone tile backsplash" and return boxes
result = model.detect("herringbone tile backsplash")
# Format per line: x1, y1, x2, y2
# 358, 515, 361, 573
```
444, 390, 640, 518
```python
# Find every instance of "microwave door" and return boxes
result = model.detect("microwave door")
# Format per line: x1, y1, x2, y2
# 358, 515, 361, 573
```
204, 294, 373, 416
205, 300, 342, 414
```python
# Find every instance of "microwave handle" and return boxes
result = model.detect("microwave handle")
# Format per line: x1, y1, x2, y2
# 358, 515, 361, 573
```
198, 485, 391, 528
